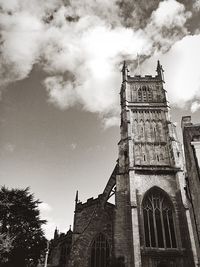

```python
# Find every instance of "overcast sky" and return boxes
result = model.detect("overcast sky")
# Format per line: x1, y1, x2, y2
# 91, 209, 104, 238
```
1, 0, 200, 239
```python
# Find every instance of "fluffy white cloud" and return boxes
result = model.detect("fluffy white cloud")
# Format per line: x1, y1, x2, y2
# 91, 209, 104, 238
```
68, 0, 120, 25
0, 11, 44, 86
191, 101, 200, 113
150, 0, 191, 28
44, 76, 78, 109
39, 202, 52, 213
0, 0, 198, 127
42, 16, 153, 114
103, 116, 120, 129
142, 34, 200, 107
145, 0, 191, 52
40, 0, 194, 118
0, 0, 60, 17
39, 202, 57, 239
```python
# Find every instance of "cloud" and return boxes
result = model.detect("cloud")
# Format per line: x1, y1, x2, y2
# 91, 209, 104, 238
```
43, 16, 153, 114
39, 202, 52, 213
193, 0, 200, 10
38, 202, 56, 239
150, 0, 191, 28
191, 101, 200, 113
42, 219, 57, 240
67, 0, 120, 26
102, 116, 120, 129
44, 76, 78, 109
145, 0, 191, 52
116, 0, 160, 29
41, 1, 191, 118
0, 0, 198, 127
141, 34, 200, 108
0, 11, 44, 86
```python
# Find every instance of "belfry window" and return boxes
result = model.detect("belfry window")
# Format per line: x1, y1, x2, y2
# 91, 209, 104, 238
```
137, 86, 153, 102
142, 86, 147, 101
147, 88, 153, 101
142, 187, 177, 249
138, 88, 142, 101
90, 233, 110, 267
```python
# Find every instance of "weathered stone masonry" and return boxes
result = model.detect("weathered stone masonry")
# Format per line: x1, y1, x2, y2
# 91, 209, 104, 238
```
182, 116, 200, 265
48, 62, 198, 267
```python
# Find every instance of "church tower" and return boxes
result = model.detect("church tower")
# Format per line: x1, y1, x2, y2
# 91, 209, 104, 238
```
114, 61, 197, 267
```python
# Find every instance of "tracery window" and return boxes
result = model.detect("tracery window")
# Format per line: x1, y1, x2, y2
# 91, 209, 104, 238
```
90, 233, 110, 267
142, 187, 177, 249
137, 86, 153, 102
142, 86, 147, 101
138, 88, 142, 101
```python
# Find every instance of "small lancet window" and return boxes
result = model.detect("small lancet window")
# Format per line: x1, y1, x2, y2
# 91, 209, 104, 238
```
142, 187, 177, 249
137, 86, 153, 102
138, 88, 142, 101
147, 87, 153, 101
142, 86, 147, 101
90, 233, 110, 267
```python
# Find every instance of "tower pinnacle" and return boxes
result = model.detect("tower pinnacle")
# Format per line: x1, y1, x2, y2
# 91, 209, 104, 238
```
54, 227, 59, 239
75, 190, 78, 204
121, 61, 128, 82
156, 60, 165, 81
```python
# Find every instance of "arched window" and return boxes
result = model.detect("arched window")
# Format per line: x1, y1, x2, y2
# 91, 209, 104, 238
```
90, 233, 110, 267
147, 87, 153, 101
142, 86, 147, 101
142, 187, 177, 249
138, 88, 142, 101
137, 86, 153, 102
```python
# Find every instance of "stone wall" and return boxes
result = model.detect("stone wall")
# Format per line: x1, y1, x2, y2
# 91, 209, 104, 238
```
69, 196, 115, 267
182, 116, 200, 264
48, 230, 72, 267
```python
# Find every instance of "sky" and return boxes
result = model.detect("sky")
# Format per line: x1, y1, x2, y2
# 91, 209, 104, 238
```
0, 0, 200, 239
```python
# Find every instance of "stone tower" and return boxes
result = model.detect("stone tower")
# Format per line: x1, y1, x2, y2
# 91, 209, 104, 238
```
115, 61, 197, 267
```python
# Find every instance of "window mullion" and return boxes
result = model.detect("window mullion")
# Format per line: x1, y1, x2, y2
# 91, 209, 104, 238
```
142, 189, 177, 249
147, 210, 152, 247
166, 210, 173, 248
153, 207, 158, 247
160, 208, 166, 248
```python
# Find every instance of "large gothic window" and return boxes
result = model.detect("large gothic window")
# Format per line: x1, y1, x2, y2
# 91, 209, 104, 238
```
142, 187, 177, 249
90, 233, 110, 267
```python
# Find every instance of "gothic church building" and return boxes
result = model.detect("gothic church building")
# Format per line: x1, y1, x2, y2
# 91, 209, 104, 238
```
49, 62, 198, 267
